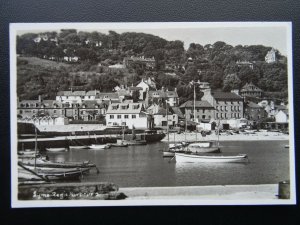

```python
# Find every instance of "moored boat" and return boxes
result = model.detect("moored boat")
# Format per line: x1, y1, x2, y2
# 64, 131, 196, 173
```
69, 145, 89, 150
175, 152, 249, 163
46, 147, 68, 152
111, 139, 128, 147
89, 144, 111, 149
187, 141, 221, 153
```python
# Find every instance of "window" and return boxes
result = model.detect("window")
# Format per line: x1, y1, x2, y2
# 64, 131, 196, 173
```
216, 113, 219, 119
220, 106, 223, 111
32, 110, 36, 113
117, 115, 121, 119
19, 110, 23, 114
110, 115, 114, 119
225, 106, 227, 111
202, 109, 205, 113
132, 115, 136, 119
133, 105, 139, 109
112, 106, 118, 110
124, 115, 129, 119
225, 113, 227, 118
121, 105, 127, 109
54, 110, 56, 113
202, 115, 206, 119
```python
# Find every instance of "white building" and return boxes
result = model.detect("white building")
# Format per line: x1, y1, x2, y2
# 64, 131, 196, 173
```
275, 110, 289, 123
105, 103, 148, 129
147, 104, 178, 127
265, 48, 276, 63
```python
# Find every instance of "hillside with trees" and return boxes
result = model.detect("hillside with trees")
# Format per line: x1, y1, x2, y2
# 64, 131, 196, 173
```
16, 30, 288, 103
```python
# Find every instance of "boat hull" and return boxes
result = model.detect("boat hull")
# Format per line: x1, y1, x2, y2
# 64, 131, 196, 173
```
69, 145, 89, 150
175, 153, 248, 163
89, 144, 111, 149
46, 147, 68, 152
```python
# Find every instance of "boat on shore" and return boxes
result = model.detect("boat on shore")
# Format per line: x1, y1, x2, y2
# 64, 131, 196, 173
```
46, 147, 68, 152
175, 152, 249, 163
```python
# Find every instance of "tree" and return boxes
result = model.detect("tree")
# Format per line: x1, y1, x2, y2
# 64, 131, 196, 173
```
132, 90, 140, 102
223, 73, 241, 91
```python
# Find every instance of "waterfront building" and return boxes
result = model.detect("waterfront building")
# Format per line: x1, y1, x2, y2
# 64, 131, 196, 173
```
56, 90, 101, 103
244, 101, 267, 122
18, 97, 108, 121
275, 110, 289, 123
240, 82, 263, 98
265, 48, 276, 63
201, 88, 244, 121
105, 102, 147, 129
147, 103, 178, 127
179, 100, 215, 123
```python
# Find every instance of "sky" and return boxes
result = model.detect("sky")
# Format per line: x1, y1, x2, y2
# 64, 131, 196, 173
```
15, 22, 290, 56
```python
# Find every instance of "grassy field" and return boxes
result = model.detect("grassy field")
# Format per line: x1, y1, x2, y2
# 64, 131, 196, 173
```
18, 56, 71, 69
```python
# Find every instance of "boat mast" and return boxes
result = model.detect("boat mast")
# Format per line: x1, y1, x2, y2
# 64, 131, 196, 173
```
166, 101, 169, 145
34, 126, 37, 170
217, 119, 220, 148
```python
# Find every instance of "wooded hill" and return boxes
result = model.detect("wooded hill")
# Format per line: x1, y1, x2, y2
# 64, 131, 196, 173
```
17, 29, 288, 103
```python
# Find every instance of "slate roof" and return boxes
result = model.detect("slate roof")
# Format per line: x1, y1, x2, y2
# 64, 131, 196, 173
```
148, 90, 178, 98
179, 100, 214, 109
171, 106, 185, 118
247, 101, 263, 109
106, 103, 144, 114
211, 91, 243, 101
240, 82, 263, 92
98, 92, 119, 99
56, 90, 101, 96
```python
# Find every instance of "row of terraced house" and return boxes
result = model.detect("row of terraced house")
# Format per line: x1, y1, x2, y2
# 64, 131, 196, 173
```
17, 79, 288, 129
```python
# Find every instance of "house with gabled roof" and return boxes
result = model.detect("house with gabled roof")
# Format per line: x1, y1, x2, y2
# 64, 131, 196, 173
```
240, 82, 263, 98
146, 103, 178, 127
201, 88, 244, 120
148, 88, 179, 107
105, 102, 148, 129
179, 100, 215, 123
244, 101, 267, 122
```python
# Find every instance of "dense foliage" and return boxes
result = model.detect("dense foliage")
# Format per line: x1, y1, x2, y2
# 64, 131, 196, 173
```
17, 30, 288, 102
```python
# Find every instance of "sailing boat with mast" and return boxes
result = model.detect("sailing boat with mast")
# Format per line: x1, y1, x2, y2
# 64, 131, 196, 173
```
19, 127, 96, 181
122, 125, 146, 146
111, 124, 129, 147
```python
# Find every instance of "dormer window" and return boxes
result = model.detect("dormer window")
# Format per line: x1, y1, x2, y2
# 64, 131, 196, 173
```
133, 104, 139, 109
112, 105, 118, 110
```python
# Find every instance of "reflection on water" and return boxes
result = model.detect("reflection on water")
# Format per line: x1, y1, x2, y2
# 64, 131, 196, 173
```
47, 141, 290, 187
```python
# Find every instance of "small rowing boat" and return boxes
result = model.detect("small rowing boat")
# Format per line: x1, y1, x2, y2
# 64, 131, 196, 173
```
89, 144, 111, 149
175, 152, 249, 163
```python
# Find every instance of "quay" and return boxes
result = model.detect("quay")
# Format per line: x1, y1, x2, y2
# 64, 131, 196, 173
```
119, 184, 292, 204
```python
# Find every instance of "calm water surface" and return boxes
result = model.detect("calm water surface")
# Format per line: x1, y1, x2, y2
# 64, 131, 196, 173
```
47, 141, 290, 187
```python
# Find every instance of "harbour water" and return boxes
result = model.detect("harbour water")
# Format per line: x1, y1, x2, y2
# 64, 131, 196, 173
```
47, 140, 290, 187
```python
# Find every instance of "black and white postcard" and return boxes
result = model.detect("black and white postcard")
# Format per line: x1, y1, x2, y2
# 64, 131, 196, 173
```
10, 22, 295, 207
